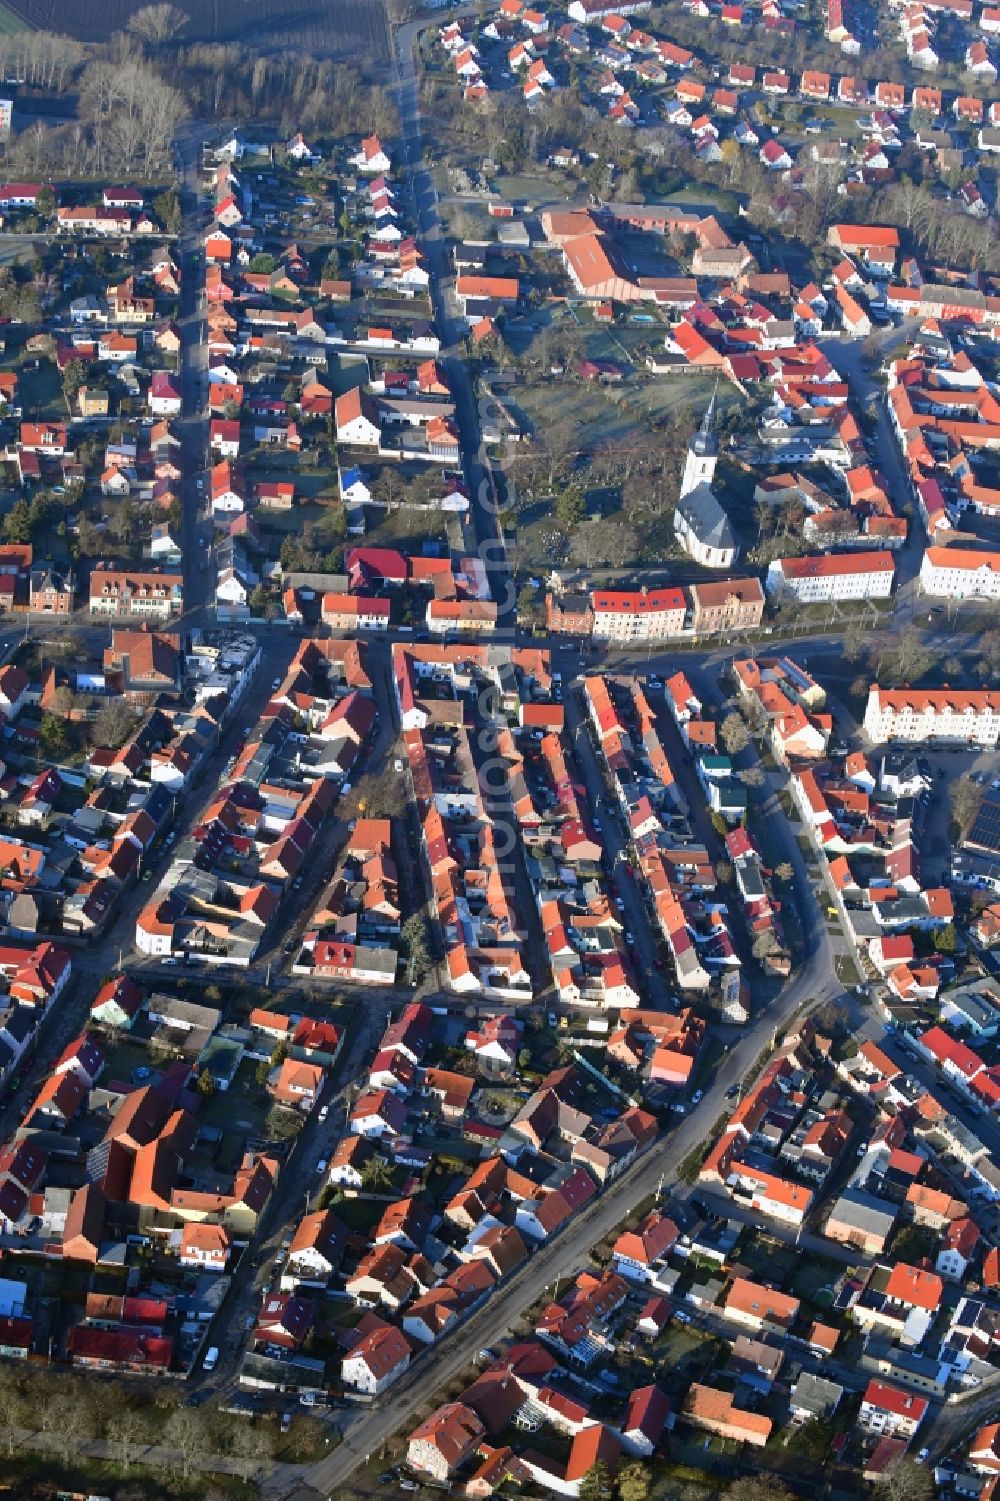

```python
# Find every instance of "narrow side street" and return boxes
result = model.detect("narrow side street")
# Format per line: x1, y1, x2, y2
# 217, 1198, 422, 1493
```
175, 121, 213, 625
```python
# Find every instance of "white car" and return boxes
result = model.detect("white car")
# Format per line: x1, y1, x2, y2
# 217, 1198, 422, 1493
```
692, 1090, 703, 1105
315, 1158, 328, 1175
318, 1105, 329, 1122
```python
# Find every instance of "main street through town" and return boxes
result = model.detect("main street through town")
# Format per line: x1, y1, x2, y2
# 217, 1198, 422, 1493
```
0, 94, 992, 1494
264, 47, 999, 1490
289, 913, 844, 1499
273, 48, 857, 1455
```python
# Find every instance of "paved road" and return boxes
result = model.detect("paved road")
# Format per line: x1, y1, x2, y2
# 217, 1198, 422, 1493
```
821, 321, 925, 625
0, 656, 291, 1143
175, 122, 212, 627
193, 988, 395, 1402
290, 885, 845, 1499
393, 19, 552, 1001
563, 682, 673, 1009
394, 18, 511, 622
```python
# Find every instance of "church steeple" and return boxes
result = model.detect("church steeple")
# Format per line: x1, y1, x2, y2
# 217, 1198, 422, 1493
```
680, 392, 719, 497
691, 389, 718, 458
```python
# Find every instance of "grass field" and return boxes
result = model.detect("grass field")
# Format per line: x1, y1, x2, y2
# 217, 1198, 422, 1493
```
7, 0, 390, 55
0, 1455, 254, 1500
0, 2, 27, 32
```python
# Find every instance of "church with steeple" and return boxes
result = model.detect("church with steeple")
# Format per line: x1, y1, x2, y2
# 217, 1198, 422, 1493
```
673, 394, 738, 569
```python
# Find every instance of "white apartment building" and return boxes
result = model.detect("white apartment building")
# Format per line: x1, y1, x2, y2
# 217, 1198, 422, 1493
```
766, 551, 895, 603
920, 546, 1000, 600
864, 686, 1000, 748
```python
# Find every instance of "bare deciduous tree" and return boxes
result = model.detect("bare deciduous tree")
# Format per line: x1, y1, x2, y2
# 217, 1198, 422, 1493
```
164, 1406, 206, 1481
951, 776, 983, 838
228, 1421, 273, 1480
107, 1406, 144, 1476
127, 4, 188, 45
720, 712, 750, 756
0, 1372, 25, 1457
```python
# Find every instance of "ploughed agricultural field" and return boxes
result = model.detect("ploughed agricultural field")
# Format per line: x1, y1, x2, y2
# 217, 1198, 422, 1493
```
5, 0, 390, 55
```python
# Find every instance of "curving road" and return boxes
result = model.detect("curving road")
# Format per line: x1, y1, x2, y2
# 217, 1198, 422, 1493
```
270, 29, 851, 1494
393, 16, 514, 630
284, 922, 843, 1499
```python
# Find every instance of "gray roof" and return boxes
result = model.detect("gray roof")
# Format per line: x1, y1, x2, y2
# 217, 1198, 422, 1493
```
943, 979, 1000, 1028
355, 945, 398, 976
828, 1187, 897, 1234
148, 995, 222, 1032
675, 482, 735, 552
790, 1370, 843, 1415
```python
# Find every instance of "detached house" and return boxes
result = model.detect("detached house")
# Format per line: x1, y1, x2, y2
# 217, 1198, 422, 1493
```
283, 1209, 346, 1286
342, 1322, 411, 1395
408, 1403, 486, 1482
179, 1222, 231, 1272
859, 1380, 928, 1438
612, 1212, 679, 1281
352, 134, 392, 174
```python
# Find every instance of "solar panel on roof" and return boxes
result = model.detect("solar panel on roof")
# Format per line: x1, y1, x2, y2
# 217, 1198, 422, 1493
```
968, 793, 1000, 857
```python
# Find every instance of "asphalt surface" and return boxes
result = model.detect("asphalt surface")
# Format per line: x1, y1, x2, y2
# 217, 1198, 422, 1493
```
292, 907, 845, 1499
3, 94, 992, 1499
0, 654, 294, 1146
563, 681, 676, 1009
175, 121, 214, 627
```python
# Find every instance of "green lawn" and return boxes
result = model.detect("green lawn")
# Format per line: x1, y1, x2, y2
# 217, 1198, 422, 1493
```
100, 1037, 155, 1084
362, 504, 451, 551
0, 3, 28, 31
328, 1195, 385, 1235
790, 1257, 844, 1306
737, 1233, 797, 1286
668, 1431, 743, 1469
515, 381, 636, 450
200, 1060, 283, 1136
16, 360, 65, 420
834, 955, 860, 987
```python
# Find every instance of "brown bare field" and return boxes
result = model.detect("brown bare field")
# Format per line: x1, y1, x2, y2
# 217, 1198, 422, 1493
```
5, 0, 391, 57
